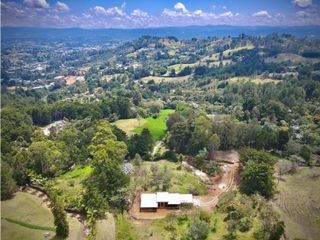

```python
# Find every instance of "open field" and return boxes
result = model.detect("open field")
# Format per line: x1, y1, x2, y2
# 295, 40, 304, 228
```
272, 167, 320, 240
134, 109, 175, 140
1, 192, 56, 240
223, 44, 255, 56
114, 118, 146, 134
140, 75, 190, 84
266, 53, 320, 64
1, 190, 86, 240
227, 76, 281, 85
166, 63, 197, 72
56, 165, 93, 196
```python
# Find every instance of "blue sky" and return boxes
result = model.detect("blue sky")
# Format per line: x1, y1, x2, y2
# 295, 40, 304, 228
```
1, 0, 320, 28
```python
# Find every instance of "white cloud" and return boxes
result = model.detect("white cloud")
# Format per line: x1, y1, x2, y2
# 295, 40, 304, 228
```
106, 6, 126, 16
292, 0, 312, 8
174, 2, 188, 13
194, 10, 203, 16
131, 9, 149, 17
23, 0, 49, 9
93, 6, 106, 15
56, 1, 69, 12
222, 6, 227, 10
252, 10, 271, 18
220, 11, 233, 17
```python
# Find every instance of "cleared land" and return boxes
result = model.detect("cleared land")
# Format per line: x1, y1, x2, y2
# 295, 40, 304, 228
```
134, 109, 175, 140
140, 75, 190, 84
114, 118, 146, 135
272, 167, 320, 240
227, 76, 280, 85
265, 53, 320, 64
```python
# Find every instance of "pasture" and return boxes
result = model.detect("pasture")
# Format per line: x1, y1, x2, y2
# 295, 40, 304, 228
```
272, 167, 320, 240
134, 109, 175, 141
140, 75, 190, 84
114, 118, 146, 135
1, 192, 56, 240
227, 76, 280, 85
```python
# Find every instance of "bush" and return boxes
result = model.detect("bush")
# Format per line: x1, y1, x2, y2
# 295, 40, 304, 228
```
161, 150, 178, 162
239, 217, 252, 232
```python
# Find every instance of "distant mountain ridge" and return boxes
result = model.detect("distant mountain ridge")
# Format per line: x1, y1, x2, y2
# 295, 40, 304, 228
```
2, 25, 320, 40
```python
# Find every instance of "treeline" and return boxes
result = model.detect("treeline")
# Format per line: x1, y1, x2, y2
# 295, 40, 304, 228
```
30, 96, 134, 126
166, 110, 289, 156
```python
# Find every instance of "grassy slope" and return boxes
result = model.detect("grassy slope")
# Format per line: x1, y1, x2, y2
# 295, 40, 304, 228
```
1, 192, 56, 240
114, 118, 146, 135
115, 214, 139, 240
140, 75, 189, 84
56, 165, 93, 196
272, 167, 320, 240
134, 109, 174, 141
141, 160, 207, 195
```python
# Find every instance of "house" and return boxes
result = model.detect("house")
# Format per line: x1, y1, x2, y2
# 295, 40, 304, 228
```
140, 192, 193, 212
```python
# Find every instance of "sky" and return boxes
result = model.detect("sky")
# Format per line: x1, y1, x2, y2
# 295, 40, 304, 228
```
1, 0, 320, 28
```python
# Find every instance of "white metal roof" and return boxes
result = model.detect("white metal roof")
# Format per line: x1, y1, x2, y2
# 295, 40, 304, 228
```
168, 193, 181, 205
140, 193, 157, 208
180, 194, 193, 204
156, 192, 169, 202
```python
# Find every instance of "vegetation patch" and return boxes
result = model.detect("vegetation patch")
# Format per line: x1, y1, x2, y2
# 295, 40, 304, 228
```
115, 214, 139, 240
2, 217, 55, 231
56, 165, 93, 196
135, 109, 174, 141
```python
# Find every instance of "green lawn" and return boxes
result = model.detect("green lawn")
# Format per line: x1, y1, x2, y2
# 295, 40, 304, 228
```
134, 109, 175, 141
272, 167, 320, 240
56, 165, 93, 196
1, 191, 85, 240
1, 192, 57, 240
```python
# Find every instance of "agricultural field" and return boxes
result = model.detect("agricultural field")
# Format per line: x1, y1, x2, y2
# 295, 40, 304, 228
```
272, 167, 320, 240
134, 109, 175, 141
140, 160, 207, 195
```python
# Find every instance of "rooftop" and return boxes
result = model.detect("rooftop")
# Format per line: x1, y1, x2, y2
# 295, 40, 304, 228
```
140, 192, 193, 208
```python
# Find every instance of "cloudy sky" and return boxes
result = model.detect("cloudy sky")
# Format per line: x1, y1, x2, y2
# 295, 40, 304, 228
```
1, 0, 320, 28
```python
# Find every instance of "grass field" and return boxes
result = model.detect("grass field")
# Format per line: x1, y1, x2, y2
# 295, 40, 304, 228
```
272, 167, 320, 240
134, 109, 175, 141
140, 75, 190, 84
227, 76, 280, 85
1, 191, 85, 240
141, 160, 207, 195
114, 118, 146, 135
223, 44, 255, 57
115, 214, 139, 240
56, 165, 93, 196
1, 192, 56, 240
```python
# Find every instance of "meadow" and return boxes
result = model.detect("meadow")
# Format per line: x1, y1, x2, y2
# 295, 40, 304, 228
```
272, 167, 320, 240
134, 109, 175, 141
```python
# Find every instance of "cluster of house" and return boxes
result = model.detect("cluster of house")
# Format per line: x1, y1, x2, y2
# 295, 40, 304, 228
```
140, 192, 193, 212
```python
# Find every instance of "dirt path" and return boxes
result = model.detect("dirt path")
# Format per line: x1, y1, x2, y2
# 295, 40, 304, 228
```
152, 141, 163, 156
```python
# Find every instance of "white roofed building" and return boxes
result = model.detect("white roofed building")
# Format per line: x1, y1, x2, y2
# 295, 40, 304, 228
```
140, 192, 193, 212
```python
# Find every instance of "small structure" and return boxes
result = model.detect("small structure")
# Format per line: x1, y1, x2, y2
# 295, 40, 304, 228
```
140, 192, 193, 212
